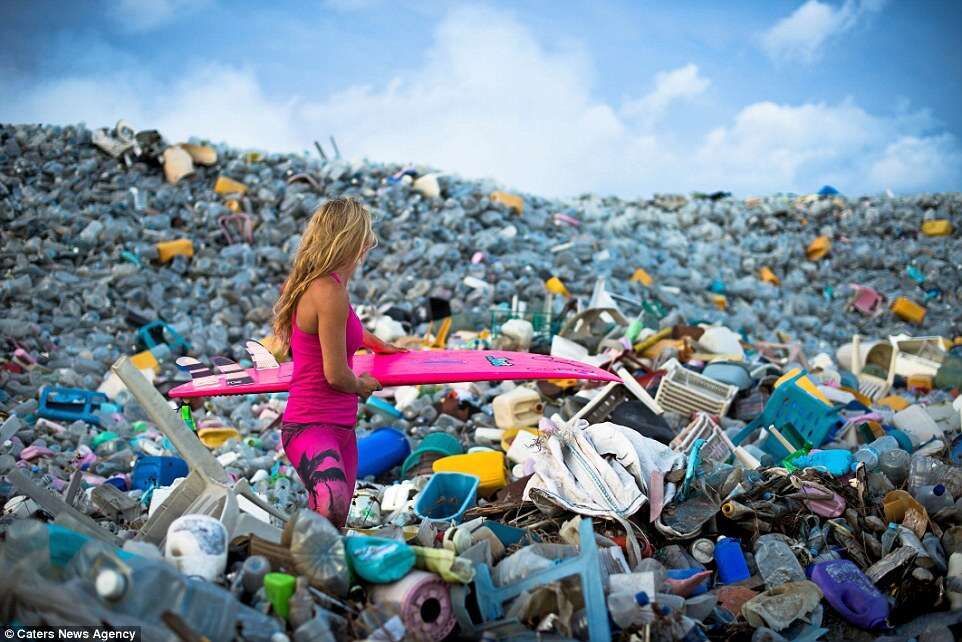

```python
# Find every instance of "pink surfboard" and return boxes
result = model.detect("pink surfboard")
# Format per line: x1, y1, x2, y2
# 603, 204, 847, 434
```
167, 350, 620, 399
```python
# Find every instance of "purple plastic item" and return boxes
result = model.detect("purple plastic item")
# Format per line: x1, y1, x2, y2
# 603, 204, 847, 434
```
808, 559, 889, 630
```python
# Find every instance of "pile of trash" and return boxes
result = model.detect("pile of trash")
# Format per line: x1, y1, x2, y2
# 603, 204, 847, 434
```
1, 120, 962, 641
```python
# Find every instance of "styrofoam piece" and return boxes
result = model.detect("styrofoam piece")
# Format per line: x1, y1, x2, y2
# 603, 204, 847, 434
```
654, 361, 738, 418
470, 517, 611, 642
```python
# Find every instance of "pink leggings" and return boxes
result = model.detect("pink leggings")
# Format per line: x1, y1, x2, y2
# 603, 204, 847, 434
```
281, 422, 357, 528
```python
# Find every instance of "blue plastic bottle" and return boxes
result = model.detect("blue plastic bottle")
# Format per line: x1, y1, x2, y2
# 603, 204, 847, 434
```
714, 537, 750, 584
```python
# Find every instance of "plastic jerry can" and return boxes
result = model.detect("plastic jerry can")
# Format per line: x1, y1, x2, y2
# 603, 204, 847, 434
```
155, 239, 194, 263
433, 451, 507, 496
890, 297, 926, 324
714, 537, 750, 584
808, 559, 889, 630
492, 387, 543, 430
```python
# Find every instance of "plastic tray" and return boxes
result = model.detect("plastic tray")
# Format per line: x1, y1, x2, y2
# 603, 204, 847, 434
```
654, 362, 738, 417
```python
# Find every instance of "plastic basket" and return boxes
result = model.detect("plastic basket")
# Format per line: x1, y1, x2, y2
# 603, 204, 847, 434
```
413, 472, 479, 524
654, 363, 738, 418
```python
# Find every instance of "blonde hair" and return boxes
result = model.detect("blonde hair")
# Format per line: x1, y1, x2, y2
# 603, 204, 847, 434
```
272, 197, 375, 353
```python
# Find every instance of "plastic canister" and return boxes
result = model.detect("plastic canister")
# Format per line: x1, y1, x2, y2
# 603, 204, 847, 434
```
357, 428, 410, 479
714, 537, 750, 584
808, 559, 889, 630
492, 387, 543, 430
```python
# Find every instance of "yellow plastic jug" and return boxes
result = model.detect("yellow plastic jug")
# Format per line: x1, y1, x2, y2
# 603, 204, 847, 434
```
433, 451, 507, 497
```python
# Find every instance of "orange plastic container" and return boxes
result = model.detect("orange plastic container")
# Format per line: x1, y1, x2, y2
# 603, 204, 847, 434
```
891, 297, 926, 324
156, 239, 194, 263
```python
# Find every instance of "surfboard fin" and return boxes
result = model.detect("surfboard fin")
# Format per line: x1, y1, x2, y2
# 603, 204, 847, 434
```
211, 356, 255, 385
245, 339, 279, 370
175, 356, 220, 388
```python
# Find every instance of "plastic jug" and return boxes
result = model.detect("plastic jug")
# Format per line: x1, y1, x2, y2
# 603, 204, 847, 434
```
754, 535, 805, 589
714, 537, 750, 584
492, 387, 543, 430
356, 428, 410, 479
878, 449, 911, 486
851, 435, 898, 472
432, 451, 506, 497
808, 559, 889, 630
916, 484, 954, 516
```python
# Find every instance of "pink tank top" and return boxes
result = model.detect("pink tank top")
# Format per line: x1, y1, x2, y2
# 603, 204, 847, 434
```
283, 273, 364, 426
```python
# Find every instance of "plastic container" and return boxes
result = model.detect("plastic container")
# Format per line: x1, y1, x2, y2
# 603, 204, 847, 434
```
492, 387, 543, 430
878, 449, 911, 486
413, 472, 479, 524
132, 456, 189, 490
714, 537, 750, 584
808, 559, 889, 630
890, 297, 926, 324
432, 451, 506, 497
851, 435, 898, 472
156, 238, 194, 263
401, 432, 463, 478
608, 591, 656, 629
893, 406, 943, 448
754, 535, 805, 589
264, 572, 297, 620
356, 428, 410, 479
916, 484, 954, 516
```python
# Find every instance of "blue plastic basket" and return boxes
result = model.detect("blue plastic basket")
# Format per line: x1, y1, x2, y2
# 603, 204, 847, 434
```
414, 472, 479, 524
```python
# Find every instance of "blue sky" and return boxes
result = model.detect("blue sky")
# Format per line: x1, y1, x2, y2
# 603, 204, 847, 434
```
2, 0, 960, 197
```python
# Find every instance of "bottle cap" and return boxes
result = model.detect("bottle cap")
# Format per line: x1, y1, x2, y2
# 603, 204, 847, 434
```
95, 569, 127, 600
635, 591, 650, 606
934, 484, 946, 496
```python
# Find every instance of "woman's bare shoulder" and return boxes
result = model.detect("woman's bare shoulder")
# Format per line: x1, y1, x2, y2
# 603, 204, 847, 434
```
306, 276, 348, 308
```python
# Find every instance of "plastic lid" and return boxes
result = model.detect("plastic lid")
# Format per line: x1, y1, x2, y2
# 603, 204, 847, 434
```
95, 569, 127, 600
934, 484, 946, 496
635, 591, 650, 606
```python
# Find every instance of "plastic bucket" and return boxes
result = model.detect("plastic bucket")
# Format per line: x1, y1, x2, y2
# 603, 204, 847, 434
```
401, 432, 463, 478
357, 428, 411, 479
414, 472, 479, 524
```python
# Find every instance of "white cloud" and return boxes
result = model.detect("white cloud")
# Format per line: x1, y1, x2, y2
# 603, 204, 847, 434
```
622, 64, 710, 125
110, 0, 212, 32
2, 4, 958, 197
761, 0, 886, 63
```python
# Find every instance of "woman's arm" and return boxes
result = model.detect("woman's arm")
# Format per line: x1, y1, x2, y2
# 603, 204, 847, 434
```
362, 328, 407, 354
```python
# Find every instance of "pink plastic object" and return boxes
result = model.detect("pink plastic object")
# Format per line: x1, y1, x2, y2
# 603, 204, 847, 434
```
848, 285, 884, 316
19, 445, 55, 461
168, 350, 620, 399
799, 482, 846, 518
369, 570, 455, 641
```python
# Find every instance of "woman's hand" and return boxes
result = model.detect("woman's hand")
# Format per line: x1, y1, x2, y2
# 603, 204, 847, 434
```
373, 341, 407, 354
356, 374, 382, 400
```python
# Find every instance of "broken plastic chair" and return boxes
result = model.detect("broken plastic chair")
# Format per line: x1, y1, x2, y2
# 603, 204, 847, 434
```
731, 371, 844, 461
38, 386, 110, 425
568, 367, 663, 424
111, 357, 288, 546
466, 517, 611, 642
654, 359, 738, 418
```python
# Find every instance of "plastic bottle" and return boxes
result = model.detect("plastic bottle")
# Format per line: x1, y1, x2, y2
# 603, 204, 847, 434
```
908, 455, 962, 495
754, 535, 805, 589
878, 448, 911, 486
922, 533, 947, 574
240, 555, 271, 595
715, 537, 751, 584
947, 553, 962, 610
288, 576, 314, 630
880, 523, 899, 557
607, 591, 656, 629
916, 484, 954, 516
851, 435, 898, 472
808, 559, 889, 630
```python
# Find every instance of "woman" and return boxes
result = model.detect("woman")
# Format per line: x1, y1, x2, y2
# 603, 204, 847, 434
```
272, 197, 403, 527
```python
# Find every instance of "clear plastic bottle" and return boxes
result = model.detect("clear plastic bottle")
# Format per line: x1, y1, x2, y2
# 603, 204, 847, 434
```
923, 533, 947, 574
851, 435, 898, 472
607, 591, 656, 629
908, 456, 962, 495
916, 484, 954, 516
754, 535, 805, 589
881, 523, 899, 557
288, 576, 315, 630
878, 448, 911, 486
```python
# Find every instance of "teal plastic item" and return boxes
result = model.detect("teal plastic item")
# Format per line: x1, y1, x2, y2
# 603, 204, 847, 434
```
471, 517, 610, 642
413, 472, 479, 524
791, 450, 853, 476
731, 371, 844, 460
365, 396, 402, 419
887, 428, 914, 453
345, 535, 415, 583
401, 431, 463, 477
136, 319, 190, 353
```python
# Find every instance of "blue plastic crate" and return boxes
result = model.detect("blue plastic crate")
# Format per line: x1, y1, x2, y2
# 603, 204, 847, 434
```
38, 387, 110, 425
